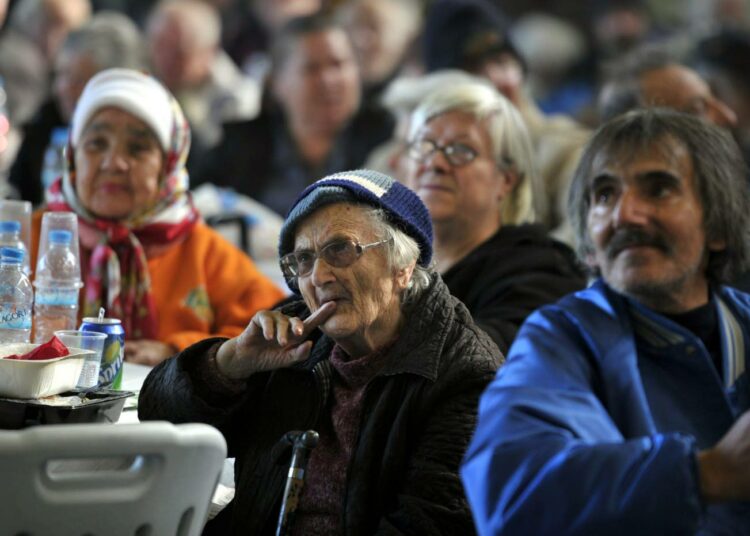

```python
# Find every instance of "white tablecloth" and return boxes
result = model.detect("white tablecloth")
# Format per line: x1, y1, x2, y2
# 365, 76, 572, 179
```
117, 362, 150, 424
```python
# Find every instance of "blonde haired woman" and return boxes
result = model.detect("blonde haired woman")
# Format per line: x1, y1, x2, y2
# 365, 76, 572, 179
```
406, 80, 586, 352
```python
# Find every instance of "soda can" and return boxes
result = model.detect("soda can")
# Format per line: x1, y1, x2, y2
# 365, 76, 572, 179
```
80, 317, 125, 389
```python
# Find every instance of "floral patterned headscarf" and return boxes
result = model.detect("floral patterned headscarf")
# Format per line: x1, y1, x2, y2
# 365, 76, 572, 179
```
47, 69, 199, 339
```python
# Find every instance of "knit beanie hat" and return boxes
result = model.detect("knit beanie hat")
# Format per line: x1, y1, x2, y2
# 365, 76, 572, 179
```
423, 0, 525, 74
71, 68, 174, 152
279, 170, 433, 287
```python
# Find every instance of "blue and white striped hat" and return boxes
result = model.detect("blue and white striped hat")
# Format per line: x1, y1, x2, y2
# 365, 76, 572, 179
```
279, 169, 433, 272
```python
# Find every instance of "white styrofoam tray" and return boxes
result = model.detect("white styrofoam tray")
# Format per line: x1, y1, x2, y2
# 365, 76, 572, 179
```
0, 344, 94, 399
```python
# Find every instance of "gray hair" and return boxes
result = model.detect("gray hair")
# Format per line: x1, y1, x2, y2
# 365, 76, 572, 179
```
568, 108, 750, 284
409, 80, 538, 225
147, 0, 221, 50
598, 45, 680, 122
366, 208, 433, 304
61, 11, 146, 71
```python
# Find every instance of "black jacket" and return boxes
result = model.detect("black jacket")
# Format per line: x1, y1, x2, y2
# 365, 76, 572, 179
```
443, 224, 587, 354
191, 104, 394, 216
138, 275, 501, 535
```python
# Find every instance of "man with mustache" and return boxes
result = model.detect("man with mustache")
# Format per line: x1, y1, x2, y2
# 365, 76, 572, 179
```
462, 109, 750, 534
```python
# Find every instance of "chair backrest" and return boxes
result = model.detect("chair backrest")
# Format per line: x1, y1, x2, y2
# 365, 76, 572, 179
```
0, 421, 227, 536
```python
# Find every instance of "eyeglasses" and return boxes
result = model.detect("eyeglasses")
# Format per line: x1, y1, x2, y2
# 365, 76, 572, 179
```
280, 238, 391, 278
408, 139, 478, 167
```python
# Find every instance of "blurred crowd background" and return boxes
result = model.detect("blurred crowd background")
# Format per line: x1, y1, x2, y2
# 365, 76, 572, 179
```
1, 0, 750, 259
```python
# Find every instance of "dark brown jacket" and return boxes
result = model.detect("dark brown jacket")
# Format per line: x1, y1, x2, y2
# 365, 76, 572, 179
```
138, 274, 501, 535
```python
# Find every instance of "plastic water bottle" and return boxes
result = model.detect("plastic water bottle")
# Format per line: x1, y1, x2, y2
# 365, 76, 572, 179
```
33, 230, 81, 343
41, 127, 69, 193
0, 247, 33, 343
0, 220, 29, 275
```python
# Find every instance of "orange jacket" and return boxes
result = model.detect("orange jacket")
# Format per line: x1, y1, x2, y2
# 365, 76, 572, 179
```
32, 212, 285, 349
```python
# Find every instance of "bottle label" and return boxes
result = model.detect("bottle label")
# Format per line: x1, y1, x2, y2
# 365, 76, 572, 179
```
0, 303, 31, 330
35, 287, 78, 307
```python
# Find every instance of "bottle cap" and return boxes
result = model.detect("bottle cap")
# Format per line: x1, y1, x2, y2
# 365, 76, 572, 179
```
0, 220, 20, 234
0, 247, 24, 263
48, 229, 72, 245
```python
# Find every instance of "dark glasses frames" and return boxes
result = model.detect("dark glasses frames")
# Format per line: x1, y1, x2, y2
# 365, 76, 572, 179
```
407, 139, 478, 167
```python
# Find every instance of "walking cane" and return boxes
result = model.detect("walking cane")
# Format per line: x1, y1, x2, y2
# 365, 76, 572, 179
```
276, 429, 319, 536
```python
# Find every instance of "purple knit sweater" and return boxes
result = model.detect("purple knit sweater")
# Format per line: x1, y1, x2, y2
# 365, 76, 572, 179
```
292, 343, 393, 535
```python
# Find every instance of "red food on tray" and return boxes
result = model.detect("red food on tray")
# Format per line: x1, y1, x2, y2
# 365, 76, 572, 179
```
3, 336, 70, 361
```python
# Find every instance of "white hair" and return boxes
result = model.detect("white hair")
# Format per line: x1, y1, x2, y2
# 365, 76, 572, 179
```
381, 70, 482, 119
409, 81, 539, 225
366, 208, 433, 305
148, 0, 221, 50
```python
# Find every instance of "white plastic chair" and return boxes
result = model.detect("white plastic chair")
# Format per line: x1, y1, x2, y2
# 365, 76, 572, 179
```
0, 421, 227, 536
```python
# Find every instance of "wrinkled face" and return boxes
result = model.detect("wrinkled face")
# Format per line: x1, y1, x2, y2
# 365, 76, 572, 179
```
53, 49, 99, 121
274, 29, 361, 134
294, 203, 410, 352
406, 110, 512, 230
586, 137, 723, 312
640, 65, 737, 129
74, 107, 164, 221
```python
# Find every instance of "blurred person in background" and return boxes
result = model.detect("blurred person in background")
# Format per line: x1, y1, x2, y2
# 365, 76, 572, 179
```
146, 0, 261, 163
0, 0, 91, 128
405, 81, 586, 353
422, 0, 590, 244
598, 45, 737, 129
32, 69, 283, 365
221, 0, 323, 82
8, 11, 145, 205
336, 0, 422, 107
139, 169, 501, 535
590, 0, 654, 63
193, 12, 393, 217
510, 12, 593, 119
693, 29, 750, 166
0, 0, 13, 193
365, 70, 479, 182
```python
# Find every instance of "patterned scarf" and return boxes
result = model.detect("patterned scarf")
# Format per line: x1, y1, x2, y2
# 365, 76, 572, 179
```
46, 98, 198, 340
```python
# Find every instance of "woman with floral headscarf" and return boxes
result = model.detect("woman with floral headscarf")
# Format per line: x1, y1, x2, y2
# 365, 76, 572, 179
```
31, 68, 284, 365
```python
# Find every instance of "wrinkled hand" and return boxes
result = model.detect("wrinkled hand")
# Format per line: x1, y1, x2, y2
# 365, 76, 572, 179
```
216, 302, 336, 381
697, 409, 750, 503
124, 339, 176, 367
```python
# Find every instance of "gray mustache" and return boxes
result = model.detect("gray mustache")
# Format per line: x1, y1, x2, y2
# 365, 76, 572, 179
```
606, 228, 671, 260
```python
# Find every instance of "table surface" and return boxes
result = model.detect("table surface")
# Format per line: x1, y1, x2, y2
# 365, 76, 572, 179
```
120, 362, 152, 393
117, 362, 151, 424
